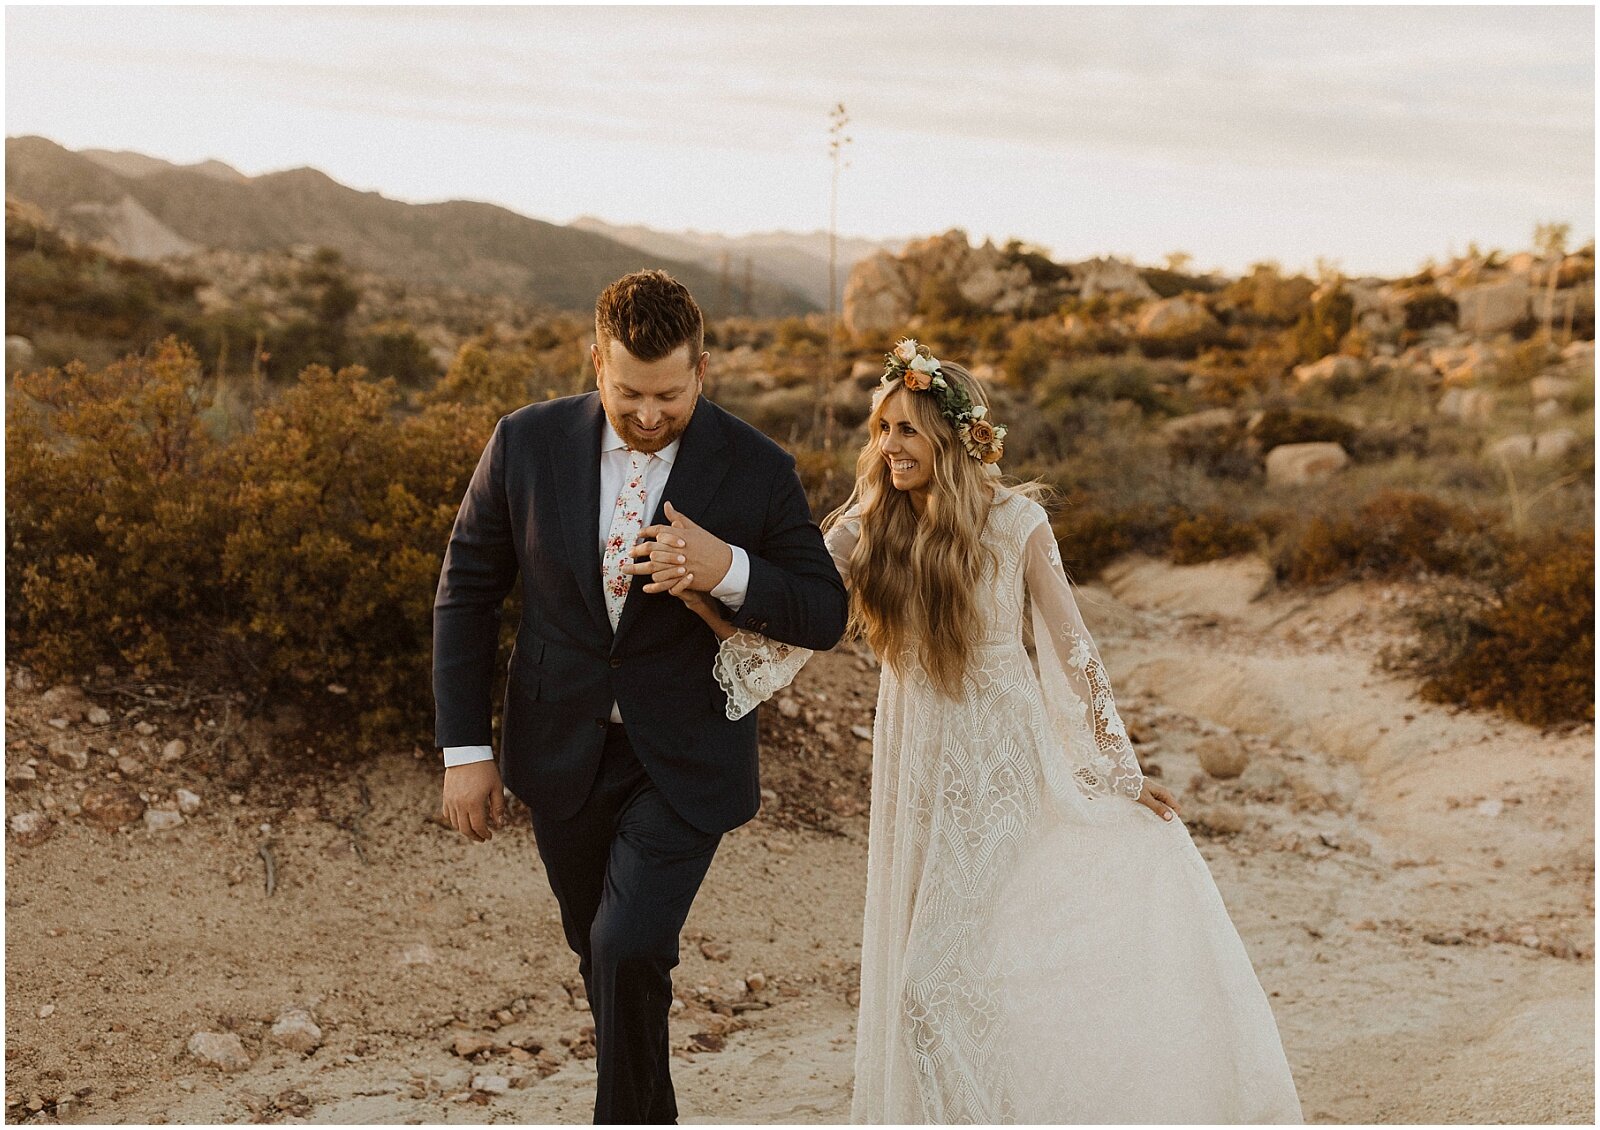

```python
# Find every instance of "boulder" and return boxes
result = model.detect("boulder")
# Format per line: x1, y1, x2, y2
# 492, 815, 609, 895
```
5, 335, 34, 375
79, 785, 145, 829
1161, 408, 1236, 437
1134, 296, 1218, 338
1486, 434, 1536, 462
1265, 442, 1350, 486
1074, 257, 1158, 301
1194, 734, 1249, 779
187, 1031, 251, 1072
1530, 375, 1577, 401
841, 252, 916, 338
270, 1009, 323, 1054
1454, 278, 1531, 335
1534, 428, 1579, 460
1292, 355, 1365, 385
1436, 387, 1497, 423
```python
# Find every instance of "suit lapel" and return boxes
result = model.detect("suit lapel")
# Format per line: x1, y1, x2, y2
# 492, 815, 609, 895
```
553, 393, 612, 640
611, 395, 732, 651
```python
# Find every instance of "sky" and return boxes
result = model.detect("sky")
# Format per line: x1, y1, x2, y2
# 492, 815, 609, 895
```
5, 4, 1595, 278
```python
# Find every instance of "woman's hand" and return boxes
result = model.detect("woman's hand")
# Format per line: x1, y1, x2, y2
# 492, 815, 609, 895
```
1137, 780, 1183, 822
637, 544, 737, 641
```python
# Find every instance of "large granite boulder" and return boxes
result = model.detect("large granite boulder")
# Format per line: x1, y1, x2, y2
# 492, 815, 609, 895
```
1265, 442, 1350, 485
1454, 278, 1531, 335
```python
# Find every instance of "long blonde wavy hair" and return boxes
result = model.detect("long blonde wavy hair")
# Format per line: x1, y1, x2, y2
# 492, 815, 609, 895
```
822, 361, 1047, 698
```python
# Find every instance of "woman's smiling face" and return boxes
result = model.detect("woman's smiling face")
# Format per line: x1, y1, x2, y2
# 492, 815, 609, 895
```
876, 387, 936, 496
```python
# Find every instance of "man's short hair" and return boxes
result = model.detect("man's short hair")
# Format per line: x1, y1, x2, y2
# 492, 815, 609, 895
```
594, 270, 705, 365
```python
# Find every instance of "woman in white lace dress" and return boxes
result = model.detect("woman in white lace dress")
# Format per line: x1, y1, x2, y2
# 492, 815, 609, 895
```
665, 342, 1303, 1124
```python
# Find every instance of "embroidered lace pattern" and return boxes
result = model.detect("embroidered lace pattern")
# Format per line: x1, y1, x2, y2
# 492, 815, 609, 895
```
708, 490, 1304, 1124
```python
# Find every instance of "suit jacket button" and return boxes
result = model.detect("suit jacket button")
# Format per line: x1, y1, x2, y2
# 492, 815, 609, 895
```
609, 657, 623, 668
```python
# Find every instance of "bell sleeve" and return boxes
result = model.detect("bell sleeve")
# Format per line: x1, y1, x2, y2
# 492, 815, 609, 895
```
712, 506, 861, 720
1021, 516, 1146, 802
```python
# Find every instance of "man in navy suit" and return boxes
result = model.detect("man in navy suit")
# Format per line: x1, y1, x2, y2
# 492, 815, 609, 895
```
432, 270, 847, 1123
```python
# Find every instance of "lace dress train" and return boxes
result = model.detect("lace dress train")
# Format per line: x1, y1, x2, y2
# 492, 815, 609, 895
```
714, 489, 1303, 1124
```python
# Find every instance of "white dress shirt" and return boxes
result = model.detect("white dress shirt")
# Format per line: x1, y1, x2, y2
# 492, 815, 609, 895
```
443, 415, 750, 768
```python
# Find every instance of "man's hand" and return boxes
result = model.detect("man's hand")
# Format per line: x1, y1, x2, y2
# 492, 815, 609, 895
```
442, 760, 507, 842
626, 501, 732, 594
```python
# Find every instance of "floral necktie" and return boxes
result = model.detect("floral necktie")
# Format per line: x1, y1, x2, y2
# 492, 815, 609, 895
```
602, 449, 652, 630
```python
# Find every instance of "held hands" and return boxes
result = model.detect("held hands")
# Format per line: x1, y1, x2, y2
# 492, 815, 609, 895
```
441, 760, 506, 842
1137, 780, 1183, 822
624, 501, 732, 594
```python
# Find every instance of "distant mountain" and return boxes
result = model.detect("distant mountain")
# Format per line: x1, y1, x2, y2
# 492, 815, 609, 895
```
570, 217, 904, 310
4, 136, 814, 317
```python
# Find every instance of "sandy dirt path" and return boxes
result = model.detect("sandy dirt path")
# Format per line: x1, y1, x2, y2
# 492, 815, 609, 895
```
5, 554, 1592, 1124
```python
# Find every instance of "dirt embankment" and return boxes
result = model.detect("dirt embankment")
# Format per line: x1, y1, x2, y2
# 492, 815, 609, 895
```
5, 556, 1593, 1124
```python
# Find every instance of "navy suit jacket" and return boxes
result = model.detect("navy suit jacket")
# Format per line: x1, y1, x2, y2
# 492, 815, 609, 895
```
432, 391, 848, 834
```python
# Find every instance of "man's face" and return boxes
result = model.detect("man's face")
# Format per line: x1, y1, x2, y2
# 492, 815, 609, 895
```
592, 339, 706, 453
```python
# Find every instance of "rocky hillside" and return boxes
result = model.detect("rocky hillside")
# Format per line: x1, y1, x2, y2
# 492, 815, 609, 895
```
4, 136, 813, 317
571, 217, 902, 311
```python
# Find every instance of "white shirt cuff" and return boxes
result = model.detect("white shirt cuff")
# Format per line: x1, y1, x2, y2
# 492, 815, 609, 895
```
709, 545, 750, 611
443, 745, 495, 768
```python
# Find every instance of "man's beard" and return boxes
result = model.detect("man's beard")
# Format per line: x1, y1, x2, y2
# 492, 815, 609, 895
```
604, 399, 696, 453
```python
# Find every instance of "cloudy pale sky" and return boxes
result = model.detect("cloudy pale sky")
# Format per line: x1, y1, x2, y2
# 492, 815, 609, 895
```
5, 4, 1594, 276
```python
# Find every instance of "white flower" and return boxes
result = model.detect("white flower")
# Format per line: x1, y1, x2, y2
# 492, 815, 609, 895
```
970, 403, 987, 419
893, 339, 919, 364
909, 354, 939, 375
932, 375, 947, 389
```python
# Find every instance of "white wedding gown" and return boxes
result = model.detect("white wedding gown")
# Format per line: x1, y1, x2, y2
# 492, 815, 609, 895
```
713, 487, 1304, 1124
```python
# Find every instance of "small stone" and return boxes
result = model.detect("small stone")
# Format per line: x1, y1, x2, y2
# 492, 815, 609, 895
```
133, 722, 157, 737
669, 998, 685, 1016
46, 738, 89, 771
397, 943, 438, 966
47, 717, 70, 730
143, 809, 184, 832
845, 986, 861, 1007
8, 812, 51, 848
270, 1009, 322, 1054
39, 686, 87, 718
471, 1074, 510, 1094
494, 1009, 514, 1025
452, 1033, 495, 1058
1197, 803, 1247, 836
759, 788, 778, 806
12, 668, 37, 691
175, 789, 202, 815
272, 1090, 312, 1117
699, 941, 732, 962
1519, 933, 1541, 949
37, 1004, 55, 1019
79, 785, 145, 829
767, 838, 795, 855
187, 1030, 251, 1071
1195, 734, 1249, 779
1474, 798, 1503, 817
744, 972, 767, 992
777, 697, 801, 719
6, 764, 38, 785
850, 725, 872, 741
161, 740, 187, 762
85, 707, 111, 727
116, 756, 145, 778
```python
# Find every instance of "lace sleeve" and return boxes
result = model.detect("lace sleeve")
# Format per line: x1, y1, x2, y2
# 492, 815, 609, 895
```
1022, 517, 1145, 801
822, 508, 860, 589
714, 629, 813, 720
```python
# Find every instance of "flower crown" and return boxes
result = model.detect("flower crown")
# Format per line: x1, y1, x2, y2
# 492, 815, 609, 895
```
880, 338, 1008, 464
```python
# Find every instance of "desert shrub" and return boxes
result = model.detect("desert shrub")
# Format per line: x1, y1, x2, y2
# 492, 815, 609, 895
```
7, 339, 228, 677
1166, 419, 1259, 481
1249, 407, 1360, 451
357, 322, 440, 387
1390, 529, 1593, 726
426, 341, 540, 416
1053, 492, 1180, 577
1291, 287, 1355, 363
1402, 286, 1458, 332
1038, 355, 1176, 417
1003, 320, 1059, 386
1168, 507, 1260, 564
1217, 264, 1315, 326
1273, 488, 1503, 585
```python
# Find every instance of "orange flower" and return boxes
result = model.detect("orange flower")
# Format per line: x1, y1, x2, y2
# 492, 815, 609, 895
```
902, 367, 932, 391
981, 441, 1004, 464
966, 418, 996, 447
